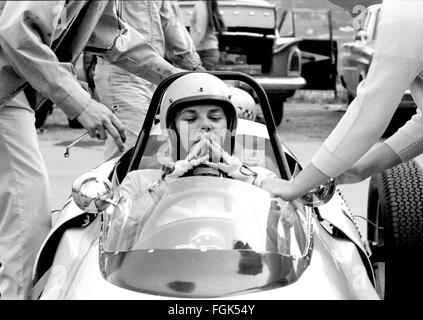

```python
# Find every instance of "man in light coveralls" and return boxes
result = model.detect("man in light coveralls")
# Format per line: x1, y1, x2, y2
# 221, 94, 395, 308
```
0, 1, 183, 299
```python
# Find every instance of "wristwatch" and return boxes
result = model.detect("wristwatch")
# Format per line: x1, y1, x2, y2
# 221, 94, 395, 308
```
239, 165, 259, 185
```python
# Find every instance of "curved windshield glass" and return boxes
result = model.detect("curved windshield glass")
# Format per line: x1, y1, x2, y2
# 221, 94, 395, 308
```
101, 176, 313, 297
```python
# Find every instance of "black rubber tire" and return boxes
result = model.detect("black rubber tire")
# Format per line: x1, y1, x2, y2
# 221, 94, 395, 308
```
267, 93, 284, 127
367, 160, 423, 300
382, 107, 416, 138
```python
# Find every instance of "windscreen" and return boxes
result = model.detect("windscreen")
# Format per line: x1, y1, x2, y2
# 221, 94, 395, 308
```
104, 177, 272, 252
101, 177, 313, 297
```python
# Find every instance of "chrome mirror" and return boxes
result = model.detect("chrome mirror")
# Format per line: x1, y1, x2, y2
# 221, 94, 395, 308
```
72, 172, 114, 213
297, 178, 336, 207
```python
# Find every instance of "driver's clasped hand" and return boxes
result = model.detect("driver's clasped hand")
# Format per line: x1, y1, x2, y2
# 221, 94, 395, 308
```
163, 135, 210, 183
163, 133, 261, 186
204, 137, 260, 186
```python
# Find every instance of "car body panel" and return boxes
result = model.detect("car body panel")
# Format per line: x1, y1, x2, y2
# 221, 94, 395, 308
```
318, 193, 368, 261
34, 208, 378, 300
180, 0, 276, 31
278, 8, 338, 91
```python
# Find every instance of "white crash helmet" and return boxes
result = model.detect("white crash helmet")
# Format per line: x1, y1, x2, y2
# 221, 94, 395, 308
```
160, 73, 238, 132
229, 87, 257, 121
160, 73, 239, 157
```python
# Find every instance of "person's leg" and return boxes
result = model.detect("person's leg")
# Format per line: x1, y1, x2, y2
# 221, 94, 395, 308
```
0, 105, 51, 299
198, 48, 220, 71
94, 58, 155, 160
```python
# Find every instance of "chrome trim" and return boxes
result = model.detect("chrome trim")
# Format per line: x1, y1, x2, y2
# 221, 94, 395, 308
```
221, 31, 276, 39
253, 76, 306, 91
273, 37, 301, 54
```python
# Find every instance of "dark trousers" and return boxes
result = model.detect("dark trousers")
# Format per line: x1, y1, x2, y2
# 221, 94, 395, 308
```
198, 48, 220, 71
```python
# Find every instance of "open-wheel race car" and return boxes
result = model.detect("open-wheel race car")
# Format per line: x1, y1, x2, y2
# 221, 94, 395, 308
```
32, 71, 382, 300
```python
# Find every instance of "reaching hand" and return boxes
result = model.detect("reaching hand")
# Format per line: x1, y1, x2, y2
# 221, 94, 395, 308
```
335, 165, 365, 185
260, 178, 297, 201
77, 100, 126, 152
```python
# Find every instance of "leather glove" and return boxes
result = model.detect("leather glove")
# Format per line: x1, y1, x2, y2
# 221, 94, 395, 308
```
164, 135, 209, 183
204, 137, 261, 186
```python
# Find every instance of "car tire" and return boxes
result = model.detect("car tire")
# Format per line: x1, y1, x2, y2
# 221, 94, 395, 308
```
367, 159, 423, 300
267, 93, 284, 126
382, 107, 416, 138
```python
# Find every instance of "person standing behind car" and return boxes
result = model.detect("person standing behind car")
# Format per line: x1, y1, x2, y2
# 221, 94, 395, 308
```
94, 0, 204, 160
260, 0, 423, 201
0, 0, 183, 300
190, 0, 226, 70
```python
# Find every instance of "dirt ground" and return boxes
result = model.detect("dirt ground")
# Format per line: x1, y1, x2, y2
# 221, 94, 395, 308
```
280, 102, 345, 142
38, 89, 347, 144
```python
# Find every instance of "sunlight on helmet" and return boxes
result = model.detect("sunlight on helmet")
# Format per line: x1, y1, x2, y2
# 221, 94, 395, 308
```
229, 87, 257, 121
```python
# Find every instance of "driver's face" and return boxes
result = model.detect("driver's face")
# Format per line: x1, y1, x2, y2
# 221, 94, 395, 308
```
175, 105, 228, 154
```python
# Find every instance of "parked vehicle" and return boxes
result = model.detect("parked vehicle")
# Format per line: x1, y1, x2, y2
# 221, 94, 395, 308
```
278, 8, 338, 95
339, 4, 416, 137
31, 72, 385, 300
179, 0, 306, 126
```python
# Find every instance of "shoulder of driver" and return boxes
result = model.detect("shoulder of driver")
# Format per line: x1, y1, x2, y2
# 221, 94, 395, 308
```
120, 170, 162, 199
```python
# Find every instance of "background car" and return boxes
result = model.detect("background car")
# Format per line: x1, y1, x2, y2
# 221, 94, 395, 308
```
278, 8, 338, 96
339, 4, 417, 137
31, 72, 384, 300
179, 0, 306, 126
